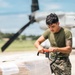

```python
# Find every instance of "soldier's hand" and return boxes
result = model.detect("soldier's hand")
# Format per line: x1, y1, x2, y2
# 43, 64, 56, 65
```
37, 45, 44, 54
49, 47, 58, 52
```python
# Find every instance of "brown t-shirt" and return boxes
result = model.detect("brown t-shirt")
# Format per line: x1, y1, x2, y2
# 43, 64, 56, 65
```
42, 27, 72, 58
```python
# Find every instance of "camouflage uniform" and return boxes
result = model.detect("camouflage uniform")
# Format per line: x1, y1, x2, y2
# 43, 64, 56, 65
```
43, 27, 72, 75
50, 56, 71, 75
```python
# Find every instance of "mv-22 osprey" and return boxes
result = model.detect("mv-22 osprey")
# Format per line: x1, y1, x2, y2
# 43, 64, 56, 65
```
1, 0, 75, 52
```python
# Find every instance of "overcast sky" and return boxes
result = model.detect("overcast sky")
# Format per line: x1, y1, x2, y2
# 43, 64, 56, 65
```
0, 0, 75, 35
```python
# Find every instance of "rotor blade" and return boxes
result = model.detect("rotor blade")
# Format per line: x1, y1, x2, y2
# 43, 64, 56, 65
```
1, 21, 31, 52
31, 0, 39, 12
1, 0, 40, 52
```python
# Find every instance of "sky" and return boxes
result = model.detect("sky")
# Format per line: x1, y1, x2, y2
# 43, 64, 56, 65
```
0, 0, 75, 36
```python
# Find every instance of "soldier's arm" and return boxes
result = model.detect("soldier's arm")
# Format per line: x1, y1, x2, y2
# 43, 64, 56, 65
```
34, 35, 45, 53
55, 39, 72, 54
53, 29, 72, 54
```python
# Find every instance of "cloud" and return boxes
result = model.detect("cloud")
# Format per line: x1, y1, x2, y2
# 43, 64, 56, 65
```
0, 0, 11, 8
44, 3, 61, 11
40, 1, 62, 11
0, 28, 18, 33
0, 13, 43, 35
0, 14, 29, 32
49, 3, 61, 9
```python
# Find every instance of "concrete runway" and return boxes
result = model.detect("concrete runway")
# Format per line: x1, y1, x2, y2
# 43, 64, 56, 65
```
0, 49, 75, 75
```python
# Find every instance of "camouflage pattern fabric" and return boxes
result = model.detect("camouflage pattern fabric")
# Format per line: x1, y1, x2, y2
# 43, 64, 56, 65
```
51, 57, 71, 75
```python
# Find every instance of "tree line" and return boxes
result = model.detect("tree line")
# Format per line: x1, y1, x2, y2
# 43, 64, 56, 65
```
0, 31, 40, 40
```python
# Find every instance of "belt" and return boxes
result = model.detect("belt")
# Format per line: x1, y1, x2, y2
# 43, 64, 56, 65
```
50, 56, 68, 60
57, 57, 68, 60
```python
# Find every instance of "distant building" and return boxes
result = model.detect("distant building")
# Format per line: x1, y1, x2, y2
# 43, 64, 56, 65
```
3, 38, 9, 41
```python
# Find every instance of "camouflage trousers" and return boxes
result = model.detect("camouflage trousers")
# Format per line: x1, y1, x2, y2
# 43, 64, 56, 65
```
51, 58, 71, 75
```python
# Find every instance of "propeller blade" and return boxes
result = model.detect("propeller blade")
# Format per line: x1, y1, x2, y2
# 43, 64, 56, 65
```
31, 0, 39, 12
1, 21, 32, 52
1, 0, 40, 52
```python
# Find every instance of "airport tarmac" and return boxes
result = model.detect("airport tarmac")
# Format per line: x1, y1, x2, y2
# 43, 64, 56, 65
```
0, 49, 75, 75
